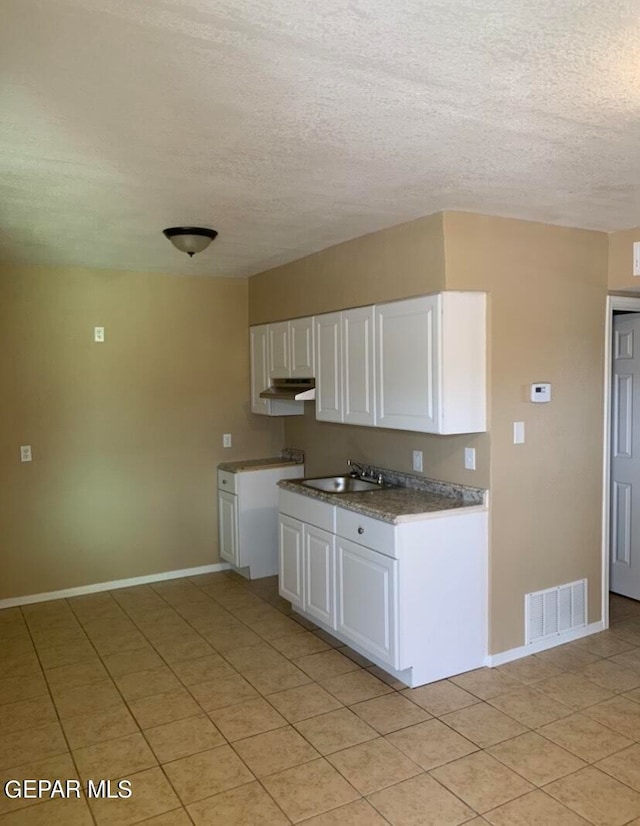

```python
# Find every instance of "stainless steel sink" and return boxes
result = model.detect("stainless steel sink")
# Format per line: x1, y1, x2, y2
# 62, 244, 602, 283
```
300, 475, 385, 493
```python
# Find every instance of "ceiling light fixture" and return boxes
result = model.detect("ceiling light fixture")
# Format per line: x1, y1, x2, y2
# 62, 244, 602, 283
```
162, 226, 218, 257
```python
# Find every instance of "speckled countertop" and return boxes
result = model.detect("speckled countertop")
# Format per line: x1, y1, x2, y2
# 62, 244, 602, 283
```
278, 465, 487, 524
218, 448, 304, 474
218, 457, 303, 473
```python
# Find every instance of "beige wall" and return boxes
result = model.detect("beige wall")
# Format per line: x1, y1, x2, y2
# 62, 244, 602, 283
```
444, 213, 608, 652
285, 408, 489, 489
249, 212, 445, 324
248, 211, 609, 655
0, 264, 283, 601
609, 227, 640, 291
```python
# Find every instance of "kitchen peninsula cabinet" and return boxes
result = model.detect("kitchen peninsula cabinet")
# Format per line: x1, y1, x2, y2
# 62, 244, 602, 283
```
218, 461, 304, 578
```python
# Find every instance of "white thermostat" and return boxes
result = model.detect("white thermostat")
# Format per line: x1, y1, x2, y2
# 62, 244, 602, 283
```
531, 383, 551, 403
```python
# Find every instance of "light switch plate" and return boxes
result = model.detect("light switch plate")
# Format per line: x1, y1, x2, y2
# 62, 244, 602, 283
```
222, 433, 232, 448
464, 447, 476, 470
513, 421, 525, 444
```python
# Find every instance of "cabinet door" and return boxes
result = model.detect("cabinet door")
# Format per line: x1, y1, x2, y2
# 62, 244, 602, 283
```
375, 295, 440, 432
218, 490, 239, 567
315, 312, 342, 422
269, 322, 290, 378
342, 306, 375, 426
304, 525, 336, 628
336, 538, 398, 667
279, 515, 304, 608
250, 325, 270, 415
290, 316, 315, 378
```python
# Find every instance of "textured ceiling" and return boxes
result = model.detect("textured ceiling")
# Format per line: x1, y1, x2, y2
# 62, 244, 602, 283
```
3, 0, 640, 277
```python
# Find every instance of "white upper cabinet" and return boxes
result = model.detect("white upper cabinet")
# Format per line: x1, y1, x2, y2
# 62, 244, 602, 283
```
315, 312, 342, 422
290, 316, 315, 377
250, 324, 271, 416
253, 292, 485, 431
268, 322, 290, 378
342, 306, 375, 426
375, 293, 486, 434
268, 317, 314, 379
315, 307, 375, 426
250, 324, 304, 417
375, 296, 439, 432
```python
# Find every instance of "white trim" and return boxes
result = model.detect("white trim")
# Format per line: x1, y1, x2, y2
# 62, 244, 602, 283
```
485, 620, 605, 667
0, 563, 232, 609
602, 295, 640, 633
602, 296, 613, 631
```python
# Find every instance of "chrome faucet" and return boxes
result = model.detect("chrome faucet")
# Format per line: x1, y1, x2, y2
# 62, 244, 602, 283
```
347, 459, 384, 485
347, 459, 369, 479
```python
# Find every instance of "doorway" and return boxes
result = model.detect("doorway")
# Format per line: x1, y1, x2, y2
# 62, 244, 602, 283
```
602, 296, 640, 628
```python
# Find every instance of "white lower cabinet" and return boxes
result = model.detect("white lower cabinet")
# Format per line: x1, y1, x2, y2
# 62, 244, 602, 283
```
217, 464, 304, 579
279, 515, 304, 608
279, 488, 488, 687
218, 490, 239, 567
304, 525, 336, 627
336, 538, 397, 668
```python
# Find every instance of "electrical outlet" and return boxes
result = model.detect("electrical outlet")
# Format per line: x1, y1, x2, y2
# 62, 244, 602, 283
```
222, 433, 232, 448
20, 445, 32, 462
412, 450, 423, 472
94, 326, 105, 343
464, 447, 476, 470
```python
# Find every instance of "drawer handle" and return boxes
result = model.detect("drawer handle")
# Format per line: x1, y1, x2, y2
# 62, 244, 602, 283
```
222, 479, 227, 485
357, 527, 364, 535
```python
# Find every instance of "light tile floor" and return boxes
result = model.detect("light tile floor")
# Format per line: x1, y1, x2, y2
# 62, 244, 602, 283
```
2, 577, 640, 824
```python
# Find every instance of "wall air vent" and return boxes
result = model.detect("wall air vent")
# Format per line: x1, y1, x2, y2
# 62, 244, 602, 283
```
525, 579, 587, 645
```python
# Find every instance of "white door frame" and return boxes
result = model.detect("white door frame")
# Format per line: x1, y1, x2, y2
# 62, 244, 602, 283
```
602, 295, 640, 627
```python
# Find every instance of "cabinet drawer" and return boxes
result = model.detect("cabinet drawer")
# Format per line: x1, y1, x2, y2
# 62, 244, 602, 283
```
336, 508, 395, 556
217, 470, 237, 494
279, 490, 336, 532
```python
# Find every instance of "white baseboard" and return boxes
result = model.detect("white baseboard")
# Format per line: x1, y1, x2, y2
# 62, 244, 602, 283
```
0, 563, 232, 609
485, 620, 606, 667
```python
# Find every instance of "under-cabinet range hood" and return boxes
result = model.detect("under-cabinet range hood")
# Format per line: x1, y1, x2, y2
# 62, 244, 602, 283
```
260, 378, 316, 401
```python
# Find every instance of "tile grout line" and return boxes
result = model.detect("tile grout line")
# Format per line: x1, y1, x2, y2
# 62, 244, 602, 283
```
114, 577, 324, 821
15, 601, 100, 826
4, 587, 640, 824
149, 576, 371, 822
